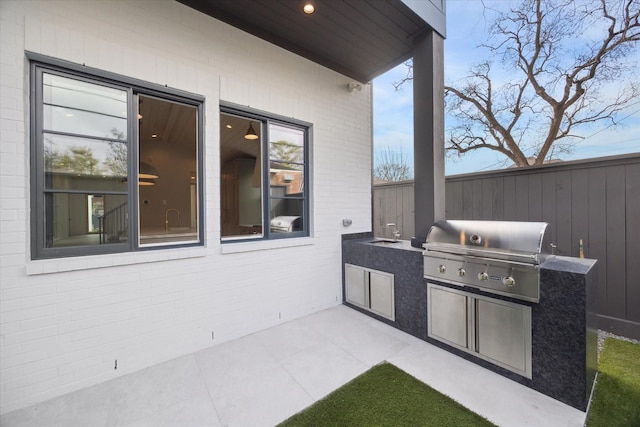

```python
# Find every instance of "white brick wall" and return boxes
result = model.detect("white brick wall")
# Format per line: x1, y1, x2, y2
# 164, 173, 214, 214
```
0, 0, 373, 414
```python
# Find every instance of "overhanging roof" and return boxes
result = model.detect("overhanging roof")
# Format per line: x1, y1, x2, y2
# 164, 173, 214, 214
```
177, 0, 446, 83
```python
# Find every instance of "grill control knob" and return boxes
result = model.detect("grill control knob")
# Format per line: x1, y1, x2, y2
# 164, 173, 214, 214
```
457, 268, 466, 277
503, 276, 516, 287
478, 272, 489, 281
438, 265, 446, 274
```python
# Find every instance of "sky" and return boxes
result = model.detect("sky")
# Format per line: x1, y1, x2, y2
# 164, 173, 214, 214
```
373, 0, 640, 176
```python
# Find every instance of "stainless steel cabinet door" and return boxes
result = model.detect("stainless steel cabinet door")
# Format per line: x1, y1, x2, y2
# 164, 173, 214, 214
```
345, 264, 367, 307
428, 284, 468, 349
370, 271, 394, 320
476, 298, 531, 376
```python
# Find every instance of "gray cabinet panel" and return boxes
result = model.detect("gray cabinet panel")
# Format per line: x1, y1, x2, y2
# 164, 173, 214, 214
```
345, 264, 367, 307
370, 271, 394, 320
428, 285, 468, 348
477, 298, 530, 374
344, 264, 394, 321
427, 283, 532, 378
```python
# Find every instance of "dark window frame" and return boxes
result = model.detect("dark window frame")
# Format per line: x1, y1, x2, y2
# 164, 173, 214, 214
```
28, 52, 205, 259
220, 103, 312, 242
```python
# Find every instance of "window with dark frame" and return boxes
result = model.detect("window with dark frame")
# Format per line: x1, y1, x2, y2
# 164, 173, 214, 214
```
30, 57, 204, 259
220, 107, 310, 241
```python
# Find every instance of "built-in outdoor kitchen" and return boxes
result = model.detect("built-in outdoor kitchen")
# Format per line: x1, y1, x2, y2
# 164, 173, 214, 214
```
342, 220, 597, 411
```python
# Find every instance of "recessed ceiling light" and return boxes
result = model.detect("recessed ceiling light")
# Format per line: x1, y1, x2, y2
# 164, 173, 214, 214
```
303, 3, 315, 14
226, 124, 233, 129
151, 134, 157, 138
65, 113, 74, 117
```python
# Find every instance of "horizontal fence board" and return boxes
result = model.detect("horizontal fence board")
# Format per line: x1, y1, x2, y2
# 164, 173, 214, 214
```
373, 154, 640, 338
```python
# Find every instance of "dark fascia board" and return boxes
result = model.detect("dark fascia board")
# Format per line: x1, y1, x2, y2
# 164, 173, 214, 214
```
400, 0, 446, 38
177, 0, 372, 82
176, 0, 442, 82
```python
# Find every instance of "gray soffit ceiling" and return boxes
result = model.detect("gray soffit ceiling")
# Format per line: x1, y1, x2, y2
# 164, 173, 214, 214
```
177, 0, 443, 83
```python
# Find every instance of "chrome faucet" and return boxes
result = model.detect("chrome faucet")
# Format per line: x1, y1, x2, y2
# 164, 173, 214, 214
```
386, 223, 401, 242
165, 208, 180, 232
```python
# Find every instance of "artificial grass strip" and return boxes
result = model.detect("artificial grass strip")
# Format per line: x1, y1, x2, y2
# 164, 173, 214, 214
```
278, 362, 495, 427
587, 338, 640, 427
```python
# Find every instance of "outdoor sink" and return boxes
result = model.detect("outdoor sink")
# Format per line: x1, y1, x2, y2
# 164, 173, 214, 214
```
369, 239, 400, 245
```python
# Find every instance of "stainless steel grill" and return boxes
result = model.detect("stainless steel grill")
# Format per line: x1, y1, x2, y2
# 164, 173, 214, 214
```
423, 220, 551, 302
270, 216, 302, 233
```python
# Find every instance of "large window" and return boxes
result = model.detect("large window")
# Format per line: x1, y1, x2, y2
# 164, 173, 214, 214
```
220, 107, 310, 241
30, 57, 203, 259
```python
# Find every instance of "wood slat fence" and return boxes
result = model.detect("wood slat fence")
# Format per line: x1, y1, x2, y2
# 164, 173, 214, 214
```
373, 153, 640, 339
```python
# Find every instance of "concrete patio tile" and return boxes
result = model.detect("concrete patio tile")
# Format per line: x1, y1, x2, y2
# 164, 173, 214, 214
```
278, 339, 368, 401
194, 334, 313, 427
253, 315, 335, 362
106, 355, 219, 427
0, 305, 589, 427
0, 381, 114, 427
387, 339, 587, 427
296, 305, 411, 366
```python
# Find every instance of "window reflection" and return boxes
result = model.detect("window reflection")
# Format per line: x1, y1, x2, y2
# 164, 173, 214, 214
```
268, 124, 305, 234
34, 68, 204, 258
219, 113, 308, 240
220, 114, 263, 239
45, 193, 128, 247
138, 96, 199, 246
44, 134, 127, 191
42, 73, 129, 250
43, 74, 127, 139
270, 163, 304, 197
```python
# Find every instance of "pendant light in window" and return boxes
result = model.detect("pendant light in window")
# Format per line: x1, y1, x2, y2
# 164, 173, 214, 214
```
244, 122, 259, 140
121, 176, 157, 186
122, 162, 159, 186
139, 162, 160, 179
138, 178, 156, 186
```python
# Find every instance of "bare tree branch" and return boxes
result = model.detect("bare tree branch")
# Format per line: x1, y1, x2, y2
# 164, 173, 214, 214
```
397, 0, 640, 167
374, 146, 412, 182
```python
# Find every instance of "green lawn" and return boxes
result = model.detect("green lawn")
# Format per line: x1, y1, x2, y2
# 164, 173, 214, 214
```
278, 362, 495, 427
279, 337, 640, 427
586, 337, 640, 427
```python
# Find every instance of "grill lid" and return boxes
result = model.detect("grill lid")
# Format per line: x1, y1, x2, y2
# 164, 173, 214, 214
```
270, 215, 302, 233
424, 220, 550, 263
